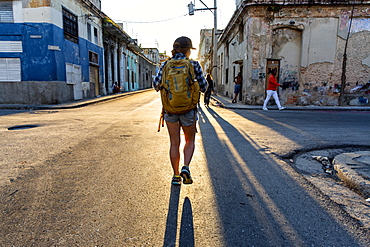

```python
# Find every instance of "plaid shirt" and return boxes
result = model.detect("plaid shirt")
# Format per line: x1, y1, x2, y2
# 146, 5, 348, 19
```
153, 53, 207, 92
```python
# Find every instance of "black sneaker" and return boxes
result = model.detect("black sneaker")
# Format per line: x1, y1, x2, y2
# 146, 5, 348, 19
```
172, 175, 182, 185
180, 166, 193, 184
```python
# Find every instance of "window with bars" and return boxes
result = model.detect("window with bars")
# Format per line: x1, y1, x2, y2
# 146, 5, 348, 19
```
62, 7, 78, 43
0, 1, 13, 23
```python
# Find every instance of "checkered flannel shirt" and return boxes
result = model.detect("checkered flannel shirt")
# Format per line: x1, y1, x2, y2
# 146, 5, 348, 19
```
153, 53, 207, 93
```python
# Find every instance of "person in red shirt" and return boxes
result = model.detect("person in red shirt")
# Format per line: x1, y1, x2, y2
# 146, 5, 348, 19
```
262, 68, 285, 110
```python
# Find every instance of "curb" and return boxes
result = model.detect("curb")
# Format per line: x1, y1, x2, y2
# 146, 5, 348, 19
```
333, 152, 370, 198
211, 95, 370, 111
0, 89, 152, 110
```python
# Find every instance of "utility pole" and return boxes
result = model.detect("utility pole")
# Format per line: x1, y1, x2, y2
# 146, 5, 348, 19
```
339, 6, 354, 106
188, 0, 218, 91
213, 0, 217, 93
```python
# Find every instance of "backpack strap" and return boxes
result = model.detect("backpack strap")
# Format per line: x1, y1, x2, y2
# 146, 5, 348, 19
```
157, 108, 165, 132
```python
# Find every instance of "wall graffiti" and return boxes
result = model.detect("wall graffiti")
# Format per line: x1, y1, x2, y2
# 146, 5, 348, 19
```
280, 65, 299, 91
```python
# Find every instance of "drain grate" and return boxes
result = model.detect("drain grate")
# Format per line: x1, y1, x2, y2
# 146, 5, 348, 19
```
8, 125, 38, 130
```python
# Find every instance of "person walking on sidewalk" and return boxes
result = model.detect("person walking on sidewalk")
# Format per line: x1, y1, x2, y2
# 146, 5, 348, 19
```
153, 36, 207, 185
262, 68, 285, 111
204, 73, 214, 107
232, 72, 242, 103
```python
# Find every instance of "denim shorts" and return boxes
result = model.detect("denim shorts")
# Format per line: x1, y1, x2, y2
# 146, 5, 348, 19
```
234, 84, 241, 93
164, 109, 198, 126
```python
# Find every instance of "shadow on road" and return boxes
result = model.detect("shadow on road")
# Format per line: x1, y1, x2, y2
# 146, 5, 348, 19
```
163, 187, 194, 247
196, 106, 366, 246
163, 185, 181, 247
179, 197, 194, 247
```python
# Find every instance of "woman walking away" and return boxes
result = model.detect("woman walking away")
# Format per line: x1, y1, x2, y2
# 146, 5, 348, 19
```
262, 68, 285, 111
204, 73, 214, 107
232, 72, 242, 103
153, 36, 207, 185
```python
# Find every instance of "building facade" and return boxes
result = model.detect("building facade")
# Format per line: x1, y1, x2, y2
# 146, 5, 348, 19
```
0, 0, 158, 105
216, 0, 370, 106
103, 18, 130, 95
198, 29, 213, 74
0, 0, 104, 104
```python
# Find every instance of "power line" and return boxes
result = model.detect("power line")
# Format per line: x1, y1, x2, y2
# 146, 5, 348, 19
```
115, 13, 189, 24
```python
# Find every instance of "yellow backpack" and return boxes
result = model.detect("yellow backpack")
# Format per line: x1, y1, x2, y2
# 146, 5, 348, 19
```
159, 58, 200, 114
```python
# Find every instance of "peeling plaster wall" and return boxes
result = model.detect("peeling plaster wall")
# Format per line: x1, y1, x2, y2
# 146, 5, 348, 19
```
24, 0, 52, 8
246, 17, 270, 105
219, 4, 370, 106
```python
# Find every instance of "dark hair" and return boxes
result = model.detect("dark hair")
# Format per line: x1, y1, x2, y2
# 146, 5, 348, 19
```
171, 46, 190, 56
269, 68, 277, 74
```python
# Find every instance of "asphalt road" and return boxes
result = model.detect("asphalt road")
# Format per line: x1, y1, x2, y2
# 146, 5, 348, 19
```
0, 90, 369, 246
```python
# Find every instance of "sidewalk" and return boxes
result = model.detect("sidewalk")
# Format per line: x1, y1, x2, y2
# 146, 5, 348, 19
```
211, 94, 370, 111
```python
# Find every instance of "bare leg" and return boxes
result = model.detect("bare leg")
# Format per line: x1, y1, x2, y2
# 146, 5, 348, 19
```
232, 93, 238, 103
166, 121, 181, 175
182, 123, 196, 167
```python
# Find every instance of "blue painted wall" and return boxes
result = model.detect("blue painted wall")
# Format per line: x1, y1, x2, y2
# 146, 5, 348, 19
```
0, 22, 103, 83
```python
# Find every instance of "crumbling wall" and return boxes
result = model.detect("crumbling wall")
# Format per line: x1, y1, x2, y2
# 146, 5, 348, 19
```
220, 4, 370, 106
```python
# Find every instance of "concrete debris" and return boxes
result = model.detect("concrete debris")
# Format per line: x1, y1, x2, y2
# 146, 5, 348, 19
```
312, 156, 333, 174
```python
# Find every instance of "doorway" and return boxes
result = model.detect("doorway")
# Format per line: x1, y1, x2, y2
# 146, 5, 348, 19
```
265, 60, 280, 105
239, 65, 243, 101
90, 66, 100, 96
265, 60, 280, 90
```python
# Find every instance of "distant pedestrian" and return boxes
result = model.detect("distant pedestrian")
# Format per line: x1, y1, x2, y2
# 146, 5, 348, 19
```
232, 72, 242, 103
204, 73, 214, 107
153, 36, 207, 185
262, 68, 285, 110
112, 82, 120, 94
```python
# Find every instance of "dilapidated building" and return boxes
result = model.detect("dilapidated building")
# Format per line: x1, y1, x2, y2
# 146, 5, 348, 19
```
216, 0, 370, 106
0, 0, 157, 105
0, 0, 105, 104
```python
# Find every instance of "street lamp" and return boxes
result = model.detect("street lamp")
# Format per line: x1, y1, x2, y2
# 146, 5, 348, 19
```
188, 1, 218, 92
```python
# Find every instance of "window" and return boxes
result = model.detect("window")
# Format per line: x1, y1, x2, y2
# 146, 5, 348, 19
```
0, 58, 21, 82
225, 68, 229, 85
0, 1, 13, 23
62, 7, 78, 43
94, 27, 98, 44
87, 23, 92, 41
87, 23, 98, 44
89, 51, 99, 65
0, 41, 22, 52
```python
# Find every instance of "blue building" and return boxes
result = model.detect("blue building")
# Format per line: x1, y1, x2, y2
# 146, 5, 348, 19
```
0, 0, 104, 104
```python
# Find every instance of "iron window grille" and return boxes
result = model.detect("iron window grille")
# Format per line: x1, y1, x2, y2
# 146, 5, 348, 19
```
62, 7, 78, 44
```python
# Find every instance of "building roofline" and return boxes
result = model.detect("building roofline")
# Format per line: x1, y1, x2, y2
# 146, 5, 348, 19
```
219, 0, 370, 45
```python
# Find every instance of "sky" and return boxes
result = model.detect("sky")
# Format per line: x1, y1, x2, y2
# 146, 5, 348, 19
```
101, 0, 236, 58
